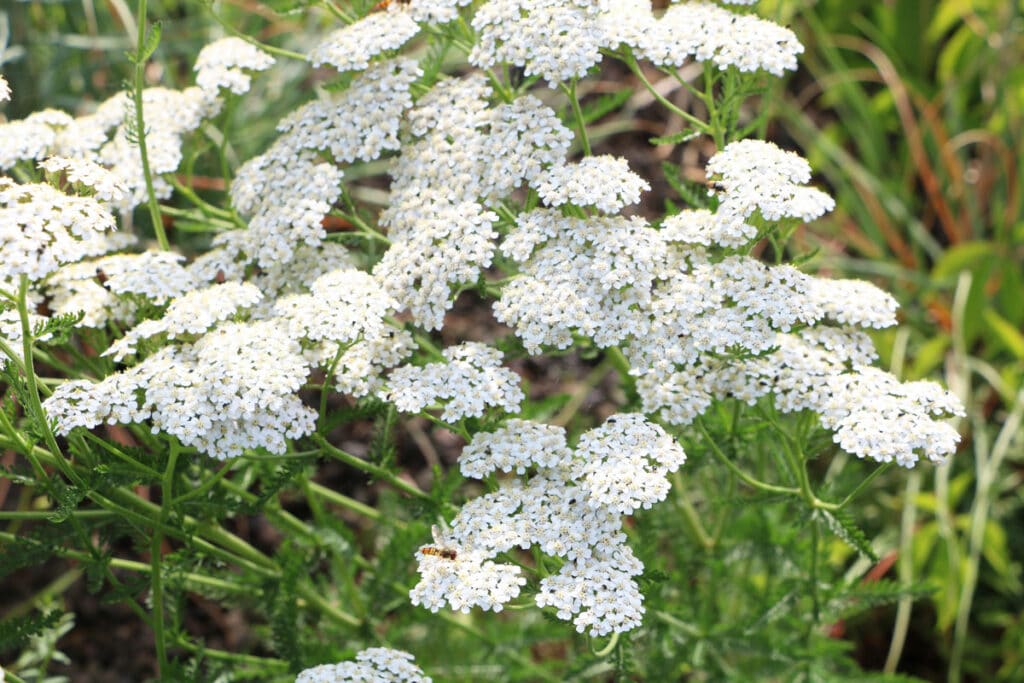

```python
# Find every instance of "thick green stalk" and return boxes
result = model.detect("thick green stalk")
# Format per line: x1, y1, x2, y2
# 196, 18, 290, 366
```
694, 418, 799, 497
564, 79, 592, 156
313, 434, 431, 501
131, 0, 169, 250
150, 439, 181, 675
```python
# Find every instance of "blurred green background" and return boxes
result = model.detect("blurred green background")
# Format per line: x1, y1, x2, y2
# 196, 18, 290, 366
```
2, 0, 1022, 680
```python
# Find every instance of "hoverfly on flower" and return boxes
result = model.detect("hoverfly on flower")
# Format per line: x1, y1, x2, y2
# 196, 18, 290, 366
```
418, 524, 458, 560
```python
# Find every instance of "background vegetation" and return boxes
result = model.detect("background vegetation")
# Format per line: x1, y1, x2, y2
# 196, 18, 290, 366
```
1, 0, 1021, 681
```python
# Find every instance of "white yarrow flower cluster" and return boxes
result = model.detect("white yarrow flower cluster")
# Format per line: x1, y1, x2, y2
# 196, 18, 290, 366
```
613, 1, 804, 76
309, 11, 420, 73
0, 177, 118, 281
536, 155, 650, 213
459, 418, 573, 478
194, 37, 275, 96
470, 0, 606, 84
705, 140, 836, 239
93, 251, 197, 304
374, 199, 499, 330
383, 342, 523, 421
822, 366, 964, 466
0, 109, 71, 169
412, 415, 685, 635
296, 647, 431, 683
39, 156, 127, 203
231, 59, 419, 266
103, 282, 263, 361
0, 75, 9, 102
807, 278, 899, 328
496, 209, 667, 353
275, 268, 397, 344
378, 79, 574, 328
276, 59, 420, 165
44, 320, 315, 459
574, 415, 687, 514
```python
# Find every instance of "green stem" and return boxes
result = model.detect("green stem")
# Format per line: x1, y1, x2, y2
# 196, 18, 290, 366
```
623, 53, 711, 135
169, 459, 234, 506
591, 631, 620, 658
203, 6, 308, 61
15, 275, 82, 489
167, 177, 238, 221
776, 425, 815, 505
297, 582, 361, 627
563, 79, 592, 156
0, 531, 255, 597
173, 636, 289, 671
132, 0, 169, 250
484, 68, 514, 104
673, 472, 714, 551
151, 439, 181, 676
837, 462, 894, 510
0, 510, 116, 520
307, 481, 383, 521
694, 418, 799, 497
313, 434, 431, 501
320, 342, 347, 419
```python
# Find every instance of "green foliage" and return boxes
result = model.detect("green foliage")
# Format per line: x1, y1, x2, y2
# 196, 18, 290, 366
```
0, 610, 64, 656
1, 0, 1011, 680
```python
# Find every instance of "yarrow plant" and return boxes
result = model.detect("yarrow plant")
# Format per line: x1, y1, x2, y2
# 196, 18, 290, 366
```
0, 1, 966, 680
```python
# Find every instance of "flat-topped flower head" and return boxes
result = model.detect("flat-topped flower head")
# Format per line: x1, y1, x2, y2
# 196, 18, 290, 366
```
807, 277, 899, 329
276, 58, 420, 164
103, 282, 263, 361
661, 208, 757, 248
45, 320, 315, 459
274, 268, 397, 345
496, 210, 668, 353
230, 146, 344, 267
0, 75, 9, 102
470, 0, 606, 84
459, 419, 574, 478
296, 648, 432, 683
572, 414, 687, 514
414, 415, 686, 635
822, 366, 964, 467
536, 547, 645, 636
620, 1, 803, 76
39, 156, 128, 203
705, 140, 835, 226
374, 199, 499, 329
93, 251, 197, 304
536, 155, 650, 213
383, 342, 523, 422
194, 37, 275, 96
388, 87, 571, 209
0, 178, 118, 281
309, 11, 420, 73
